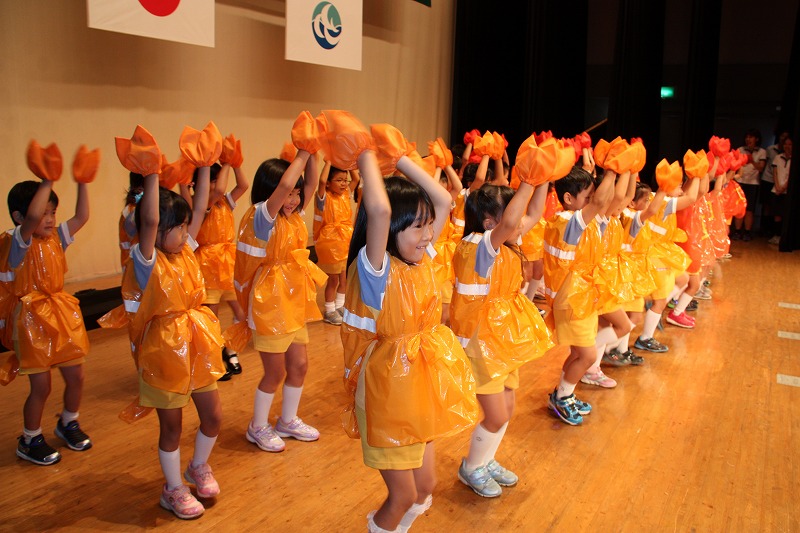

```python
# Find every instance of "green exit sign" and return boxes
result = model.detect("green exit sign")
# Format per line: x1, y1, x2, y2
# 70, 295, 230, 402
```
661, 86, 675, 99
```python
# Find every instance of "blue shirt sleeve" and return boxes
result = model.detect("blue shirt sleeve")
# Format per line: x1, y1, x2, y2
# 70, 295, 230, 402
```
8, 226, 30, 269
315, 192, 326, 212
563, 210, 587, 246
253, 201, 276, 242
356, 246, 389, 311
663, 197, 677, 219
130, 243, 156, 290
629, 211, 643, 238
57, 222, 73, 252
474, 231, 500, 278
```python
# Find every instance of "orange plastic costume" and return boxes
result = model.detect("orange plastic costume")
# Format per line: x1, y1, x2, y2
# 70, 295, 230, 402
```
0, 231, 16, 351
117, 245, 225, 394
12, 230, 89, 370
118, 204, 138, 266
543, 212, 606, 319
721, 180, 747, 223
450, 233, 553, 380
228, 205, 326, 352
450, 189, 467, 242
195, 198, 236, 291
313, 192, 353, 266
645, 199, 692, 274
432, 219, 457, 296
676, 200, 714, 274
619, 209, 657, 299
596, 216, 637, 313
707, 192, 730, 258
341, 253, 479, 447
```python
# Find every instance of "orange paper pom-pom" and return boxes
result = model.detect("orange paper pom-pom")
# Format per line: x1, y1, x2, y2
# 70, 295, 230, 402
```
683, 149, 709, 179
115, 125, 162, 176
220, 134, 244, 167
72, 145, 100, 184
26, 140, 63, 181
179, 121, 223, 167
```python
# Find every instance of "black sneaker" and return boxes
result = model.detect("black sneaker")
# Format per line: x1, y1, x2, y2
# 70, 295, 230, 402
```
686, 300, 699, 312
601, 349, 631, 367
223, 347, 242, 375
620, 350, 645, 366
17, 434, 61, 465
634, 336, 669, 353
55, 419, 92, 451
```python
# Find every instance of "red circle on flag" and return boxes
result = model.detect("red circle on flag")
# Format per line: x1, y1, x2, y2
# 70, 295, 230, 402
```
138, 0, 181, 17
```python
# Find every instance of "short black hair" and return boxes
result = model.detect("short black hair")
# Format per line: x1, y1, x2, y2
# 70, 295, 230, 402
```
464, 184, 514, 236
251, 158, 305, 211
554, 166, 593, 205
462, 162, 494, 189
7, 181, 59, 223
135, 187, 192, 235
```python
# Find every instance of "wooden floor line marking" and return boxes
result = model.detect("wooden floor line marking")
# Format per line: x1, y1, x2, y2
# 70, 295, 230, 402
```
777, 374, 800, 387
777, 331, 800, 340
778, 302, 800, 310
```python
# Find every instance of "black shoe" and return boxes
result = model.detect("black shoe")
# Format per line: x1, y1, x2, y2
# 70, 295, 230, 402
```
686, 300, 699, 312
742, 231, 752, 242
621, 350, 645, 366
217, 368, 232, 382
223, 348, 242, 375
634, 336, 669, 353
55, 419, 92, 451
17, 434, 61, 465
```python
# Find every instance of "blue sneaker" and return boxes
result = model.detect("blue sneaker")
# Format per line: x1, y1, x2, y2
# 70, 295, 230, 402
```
458, 459, 502, 498
486, 459, 518, 487
573, 395, 592, 415
548, 390, 583, 425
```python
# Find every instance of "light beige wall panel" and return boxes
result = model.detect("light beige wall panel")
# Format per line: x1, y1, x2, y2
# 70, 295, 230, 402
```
0, 0, 454, 282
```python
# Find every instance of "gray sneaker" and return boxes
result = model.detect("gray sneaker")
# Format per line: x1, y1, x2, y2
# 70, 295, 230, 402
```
458, 459, 502, 498
323, 310, 342, 325
486, 459, 518, 487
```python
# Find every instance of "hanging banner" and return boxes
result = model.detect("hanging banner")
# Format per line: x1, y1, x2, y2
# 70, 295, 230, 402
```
286, 0, 362, 71
87, 0, 215, 48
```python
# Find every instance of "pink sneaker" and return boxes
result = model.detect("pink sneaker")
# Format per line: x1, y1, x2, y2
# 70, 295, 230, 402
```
275, 416, 320, 442
246, 422, 286, 452
184, 461, 220, 499
160, 484, 204, 519
666, 311, 695, 329
580, 370, 617, 388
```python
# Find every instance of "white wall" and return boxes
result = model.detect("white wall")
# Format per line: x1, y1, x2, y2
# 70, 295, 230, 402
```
0, 0, 454, 281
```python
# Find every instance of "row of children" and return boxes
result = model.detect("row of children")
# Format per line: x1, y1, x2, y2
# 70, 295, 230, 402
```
0, 110, 748, 531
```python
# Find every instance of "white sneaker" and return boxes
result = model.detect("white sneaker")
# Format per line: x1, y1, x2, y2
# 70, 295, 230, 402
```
768, 235, 781, 245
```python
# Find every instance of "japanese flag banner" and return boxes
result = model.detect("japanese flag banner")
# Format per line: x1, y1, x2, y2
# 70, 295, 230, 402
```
87, 0, 215, 48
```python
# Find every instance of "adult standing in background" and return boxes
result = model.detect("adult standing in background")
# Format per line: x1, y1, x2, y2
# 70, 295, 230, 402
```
732, 129, 767, 241
759, 131, 789, 237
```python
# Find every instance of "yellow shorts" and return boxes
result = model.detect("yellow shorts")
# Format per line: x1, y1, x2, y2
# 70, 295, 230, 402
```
649, 269, 676, 300
476, 368, 519, 395
622, 297, 645, 313
318, 260, 346, 275
355, 405, 426, 470
139, 377, 218, 409
253, 326, 309, 353
204, 289, 236, 305
553, 309, 598, 348
440, 280, 453, 305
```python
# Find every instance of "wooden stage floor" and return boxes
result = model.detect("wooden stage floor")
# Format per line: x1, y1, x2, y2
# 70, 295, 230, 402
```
1, 237, 799, 532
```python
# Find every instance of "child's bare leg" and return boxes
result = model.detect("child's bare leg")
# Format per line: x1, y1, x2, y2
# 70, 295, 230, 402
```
373, 469, 418, 531
59, 364, 84, 414
23, 371, 51, 431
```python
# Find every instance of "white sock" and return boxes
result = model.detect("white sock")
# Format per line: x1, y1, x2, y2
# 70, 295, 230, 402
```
367, 511, 400, 533
588, 345, 605, 374
640, 309, 661, 340
520, 282, 529, 295
596, 326, 618, 347
335, 292, 345, 309
673, 293, 693, 315
23, 427, 42, 443
159, 448, 183, 490
253, 389, 275, 428
485, 422, 508, 463
465, 423, 502, 470
60, 410, 79, 425
556, 378, 576, 399
617, 332, 630, 352
281, 384, 303, 423
324, 301, 335, 313
191, 430, 217, 467
526, 277, 543, 300
398, 495, 433, 533
669, 283, 687, 302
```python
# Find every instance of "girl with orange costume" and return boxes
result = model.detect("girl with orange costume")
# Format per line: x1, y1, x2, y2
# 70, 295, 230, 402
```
230, 112, 324, 453
339, 116, 478, 533
114, 123, 226, 519
181, 137, 249, 379
3, 142, 96, 466
451, 133, 558, 498
314, 160, 359, 325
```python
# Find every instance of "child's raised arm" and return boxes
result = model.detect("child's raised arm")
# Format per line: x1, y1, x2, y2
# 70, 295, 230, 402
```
208, 164, 230, 207
397, 154, 452, 243
640, 189, 666, 222
358, 151, 390, 270
318, 160, 331, 199
444, 164, 463, 203
65, 182, 90, 237
518, 183, 549, 235
18, 180, 54, 243
302, 153, 319, 211
490, 182, 535, 250
266, 151, 311, 219
348, 168, 361, 194
188, 167, 210, 239
137, 173, 159, 261
582, 168, 616, 221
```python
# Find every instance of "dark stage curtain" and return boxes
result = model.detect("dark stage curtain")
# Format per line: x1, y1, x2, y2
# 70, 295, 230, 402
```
778, 3, 800, 252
